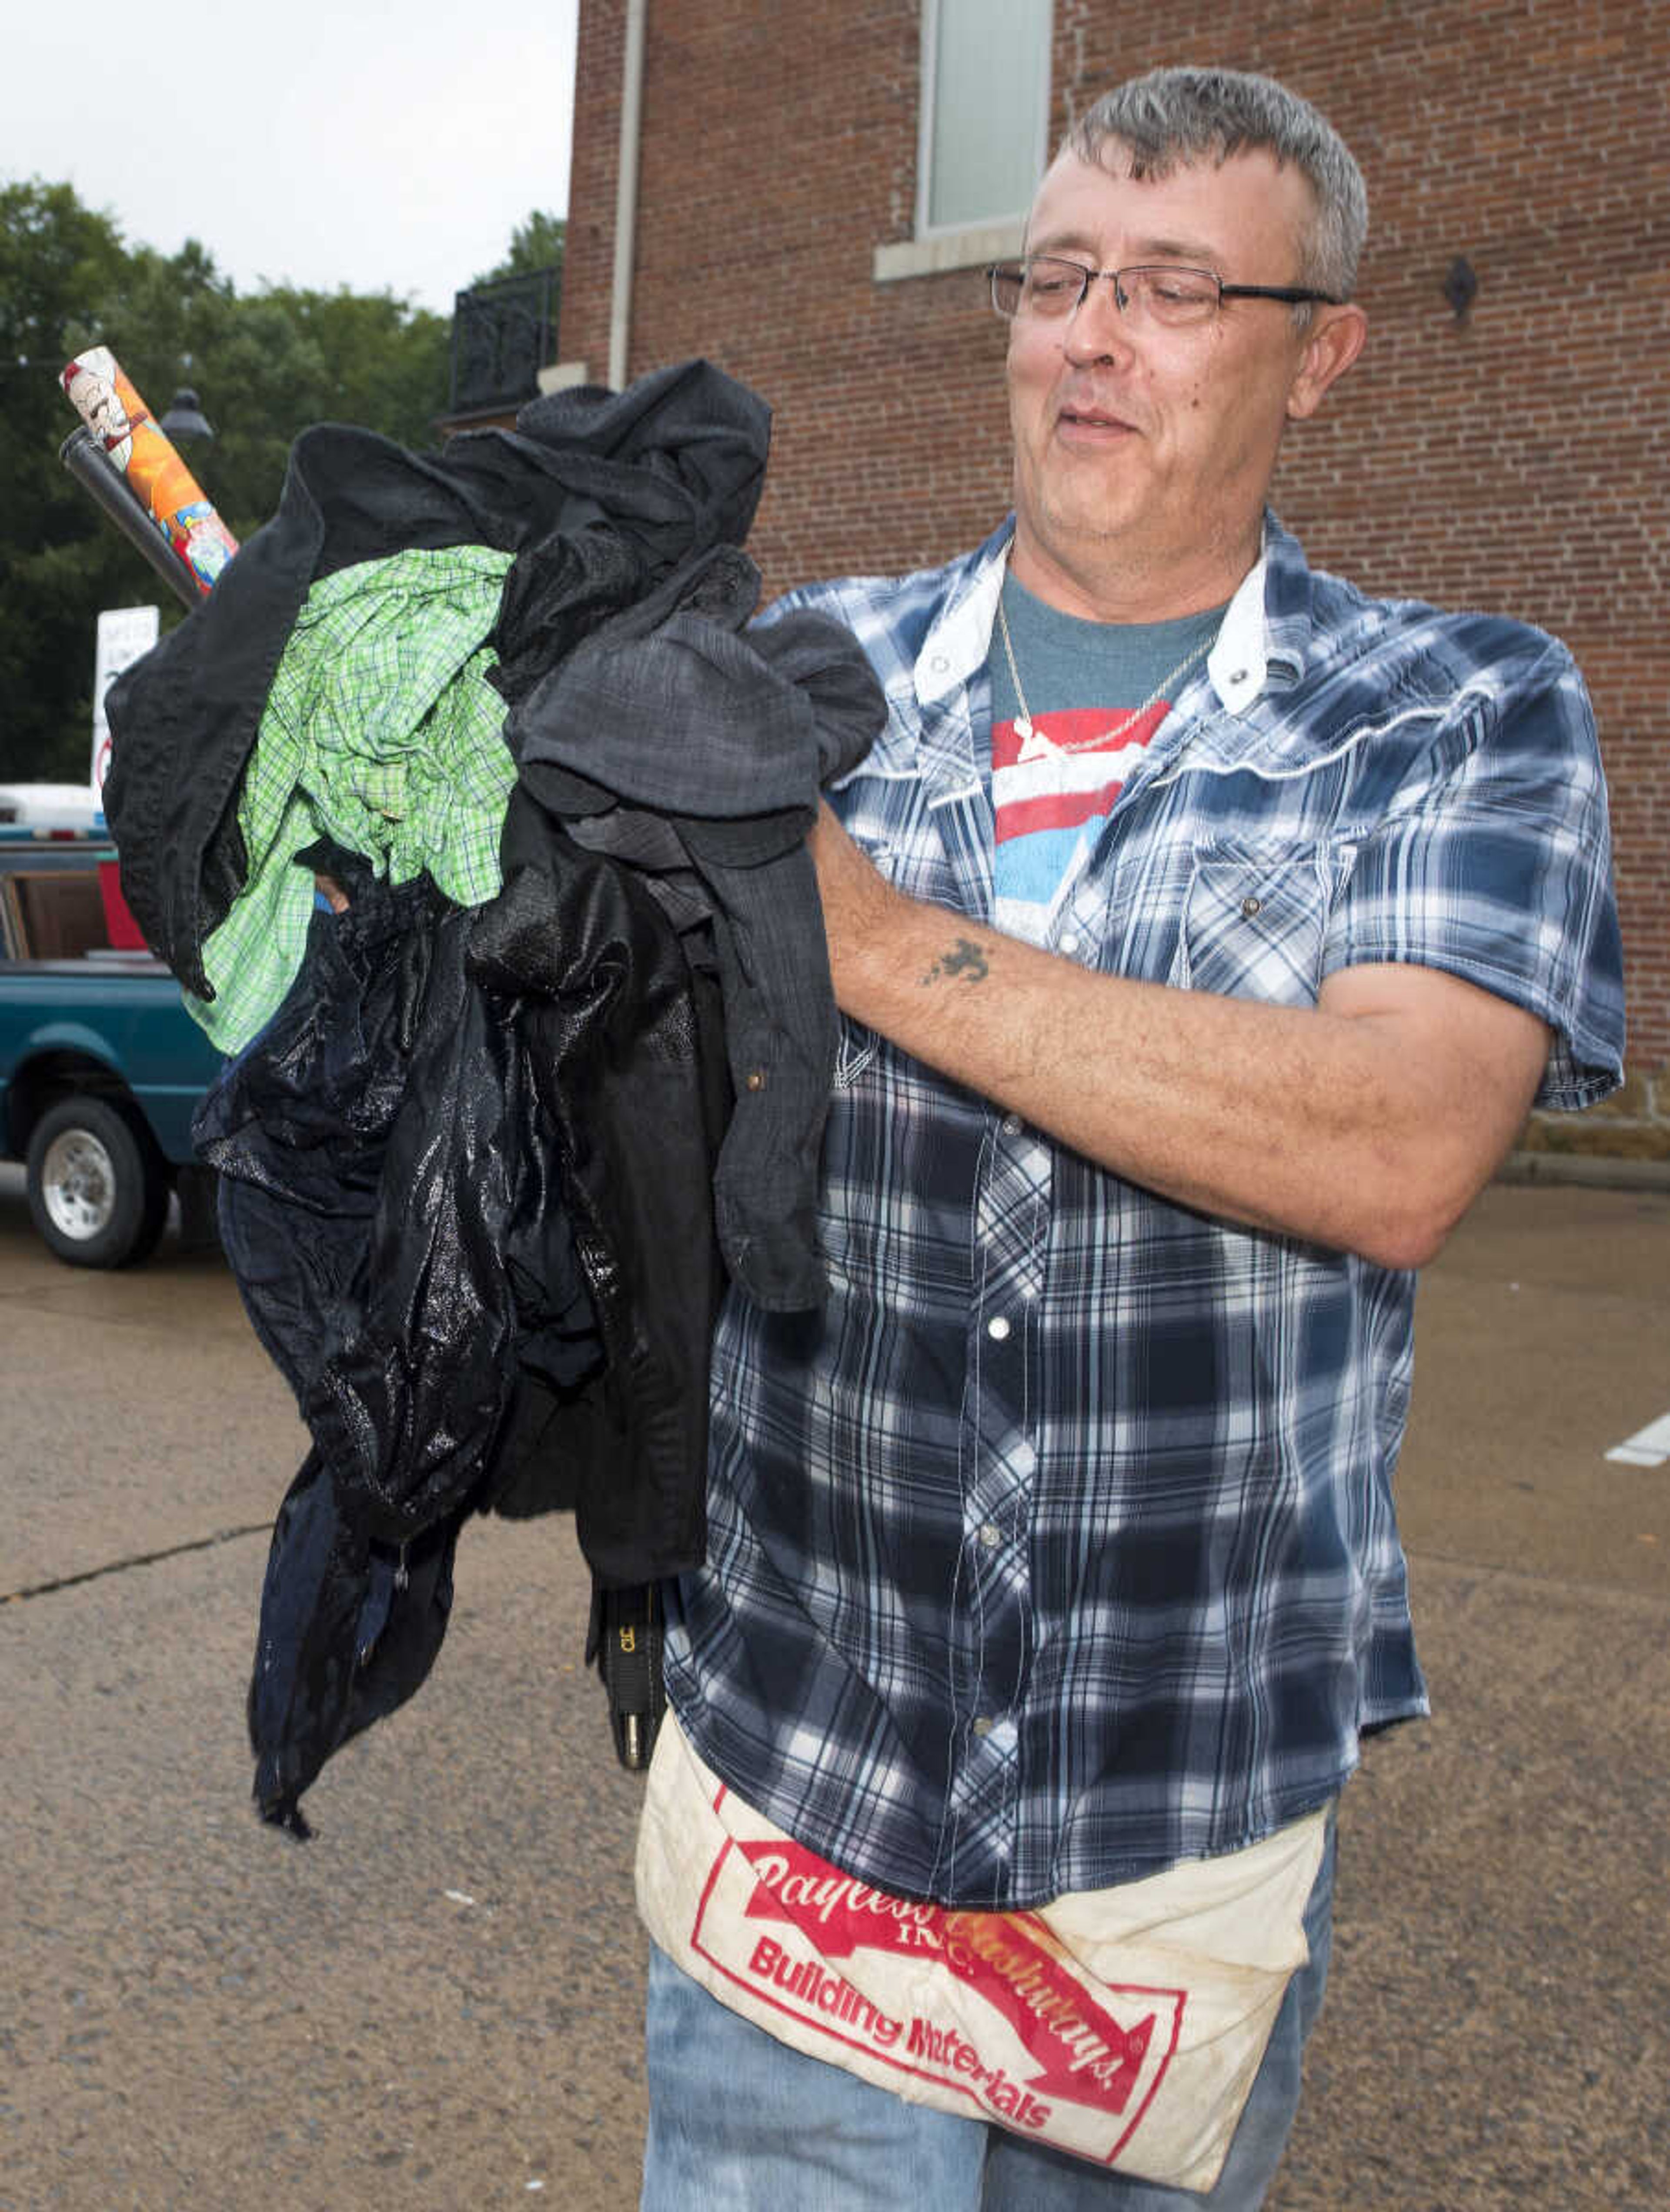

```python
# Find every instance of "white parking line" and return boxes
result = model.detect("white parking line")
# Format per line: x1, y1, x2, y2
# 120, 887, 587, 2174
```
1605, 1410, 1670, 1467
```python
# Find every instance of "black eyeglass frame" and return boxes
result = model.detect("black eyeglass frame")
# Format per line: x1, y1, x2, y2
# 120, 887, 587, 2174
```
986, 255, 1345, 320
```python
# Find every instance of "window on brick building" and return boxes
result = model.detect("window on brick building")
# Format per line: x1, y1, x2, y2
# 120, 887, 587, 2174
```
918, 0, 1052, 234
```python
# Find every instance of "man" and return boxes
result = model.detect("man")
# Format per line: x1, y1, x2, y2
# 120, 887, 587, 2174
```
634, 66, 1624, 2209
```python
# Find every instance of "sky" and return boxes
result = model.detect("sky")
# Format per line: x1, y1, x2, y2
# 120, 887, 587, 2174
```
3, 2, 580, 314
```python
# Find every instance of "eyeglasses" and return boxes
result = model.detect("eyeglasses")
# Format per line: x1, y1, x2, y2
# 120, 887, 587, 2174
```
988, 255, 1343, 328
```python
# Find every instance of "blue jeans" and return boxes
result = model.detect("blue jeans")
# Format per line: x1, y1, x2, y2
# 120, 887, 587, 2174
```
641, 1812, 1336, 2210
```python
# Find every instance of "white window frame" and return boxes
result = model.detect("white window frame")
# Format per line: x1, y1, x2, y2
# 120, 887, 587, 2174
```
880, 0, 1052, 285
875, 0, 1051, 284
916, 0, 1052, 237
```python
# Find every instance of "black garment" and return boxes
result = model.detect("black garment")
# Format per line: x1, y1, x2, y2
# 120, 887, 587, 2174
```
107, 362, 883, 1824
200, 877, 602, 1543
105, 361, 772, 997
468, 791, 731, 1577
205, 836, 730, 1830
509, 545, 884, 1309
105, 359, 883, 1310
244, 1450, 460, 1840
202, 875, 590, 1830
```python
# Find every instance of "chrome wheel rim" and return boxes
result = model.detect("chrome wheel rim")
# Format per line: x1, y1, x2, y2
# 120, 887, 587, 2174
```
40, 1129, 118, 1241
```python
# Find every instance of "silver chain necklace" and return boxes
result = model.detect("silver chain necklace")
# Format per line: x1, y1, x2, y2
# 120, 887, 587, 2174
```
995, 589, 1211, 763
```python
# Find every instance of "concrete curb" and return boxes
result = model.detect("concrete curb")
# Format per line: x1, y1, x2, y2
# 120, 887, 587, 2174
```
1498, 1148, 1670, 1193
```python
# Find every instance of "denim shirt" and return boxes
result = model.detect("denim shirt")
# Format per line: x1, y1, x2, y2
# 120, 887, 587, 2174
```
664, 512, 1625, 1909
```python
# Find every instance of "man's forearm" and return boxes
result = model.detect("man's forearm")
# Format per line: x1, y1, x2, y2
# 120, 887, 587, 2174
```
813, 812, 1547, 1269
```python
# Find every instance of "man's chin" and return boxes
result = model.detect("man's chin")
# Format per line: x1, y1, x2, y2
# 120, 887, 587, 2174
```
1029, 488, 1141, 553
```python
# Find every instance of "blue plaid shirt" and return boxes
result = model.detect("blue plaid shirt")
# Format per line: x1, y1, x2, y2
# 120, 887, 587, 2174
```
664, 514, 1624, 1910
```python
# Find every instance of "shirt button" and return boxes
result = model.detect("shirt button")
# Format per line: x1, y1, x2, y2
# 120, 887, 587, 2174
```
1229, 667, 1249, 685
745, 1069, 767, 1091
986, 1315, 1011, 1341
978, 1522, 1001, 1549
1239, 896, 1263, 920
972, 1716, 995, 1738
1059, 931, 1080, 955
931, 653, 949, 673
1000, 1113, 1023, 1136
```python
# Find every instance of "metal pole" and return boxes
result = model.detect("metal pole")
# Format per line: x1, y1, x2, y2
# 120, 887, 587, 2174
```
608, 0, 648, 392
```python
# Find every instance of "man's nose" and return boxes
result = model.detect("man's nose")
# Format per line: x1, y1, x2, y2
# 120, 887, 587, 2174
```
1062, 272, 1135, 363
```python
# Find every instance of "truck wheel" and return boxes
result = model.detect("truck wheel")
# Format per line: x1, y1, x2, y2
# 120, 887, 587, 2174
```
25, 1096, 171, 1269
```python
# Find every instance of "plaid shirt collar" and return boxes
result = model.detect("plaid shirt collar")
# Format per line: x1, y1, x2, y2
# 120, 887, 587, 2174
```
905, 509, 1309, 727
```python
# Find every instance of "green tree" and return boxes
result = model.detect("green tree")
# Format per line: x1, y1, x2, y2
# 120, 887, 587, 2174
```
0, 181, 150, 781
472, 210, 565, 290
0, 180, 451, 782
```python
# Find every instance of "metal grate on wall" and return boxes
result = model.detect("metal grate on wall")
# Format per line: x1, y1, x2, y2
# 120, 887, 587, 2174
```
448, 267, 561, 416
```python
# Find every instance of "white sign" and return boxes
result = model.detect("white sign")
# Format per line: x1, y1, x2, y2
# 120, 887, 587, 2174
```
91, 605, 161, 799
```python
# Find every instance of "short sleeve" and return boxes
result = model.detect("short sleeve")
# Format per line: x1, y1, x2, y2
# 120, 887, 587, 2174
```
1321, 634, 1625, 1110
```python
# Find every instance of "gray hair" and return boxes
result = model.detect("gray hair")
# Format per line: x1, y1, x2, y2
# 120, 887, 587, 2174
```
1062, 67, 1368, 302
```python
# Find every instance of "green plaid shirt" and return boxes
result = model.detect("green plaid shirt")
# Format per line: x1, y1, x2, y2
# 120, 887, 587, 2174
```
192, 545, 515, 1051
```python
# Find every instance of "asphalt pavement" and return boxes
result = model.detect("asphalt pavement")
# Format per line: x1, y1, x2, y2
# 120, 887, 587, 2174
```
0, 1167, 1664, 2210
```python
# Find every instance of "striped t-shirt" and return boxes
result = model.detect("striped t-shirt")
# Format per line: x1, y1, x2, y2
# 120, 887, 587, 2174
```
989, 572, 1225, 942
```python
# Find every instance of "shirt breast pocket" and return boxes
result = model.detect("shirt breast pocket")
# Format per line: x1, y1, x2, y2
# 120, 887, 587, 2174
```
1169, 845, 1338, 1009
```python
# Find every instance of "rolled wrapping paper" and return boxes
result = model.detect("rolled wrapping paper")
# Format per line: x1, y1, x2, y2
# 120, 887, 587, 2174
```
61, 346, 238, 595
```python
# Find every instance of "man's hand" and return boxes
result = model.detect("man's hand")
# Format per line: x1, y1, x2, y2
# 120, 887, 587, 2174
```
806, 802, 1549, 1269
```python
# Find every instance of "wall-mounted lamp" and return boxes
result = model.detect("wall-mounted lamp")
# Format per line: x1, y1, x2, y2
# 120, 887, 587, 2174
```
1442, 257, 1478, 321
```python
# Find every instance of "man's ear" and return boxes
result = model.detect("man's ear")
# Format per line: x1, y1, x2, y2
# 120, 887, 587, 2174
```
1286, 304, 1368, 421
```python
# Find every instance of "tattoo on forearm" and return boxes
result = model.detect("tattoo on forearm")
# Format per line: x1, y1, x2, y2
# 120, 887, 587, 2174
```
919, 936, 990, 987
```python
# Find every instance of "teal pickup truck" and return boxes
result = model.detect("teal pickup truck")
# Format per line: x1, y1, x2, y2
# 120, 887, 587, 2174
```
0, 824, 223, 1265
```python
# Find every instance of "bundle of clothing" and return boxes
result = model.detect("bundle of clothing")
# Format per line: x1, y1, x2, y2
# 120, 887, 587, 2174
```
104, 361, 885, 1835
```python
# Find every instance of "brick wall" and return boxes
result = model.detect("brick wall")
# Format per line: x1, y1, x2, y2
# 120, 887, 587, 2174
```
562, 0, 1668, 1128
563, 0, 1010, 579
